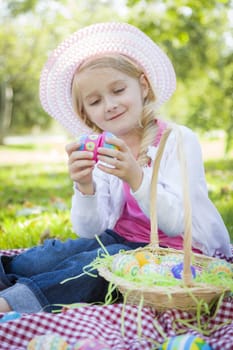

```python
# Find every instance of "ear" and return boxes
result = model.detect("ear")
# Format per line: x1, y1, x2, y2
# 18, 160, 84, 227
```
139, 74, 149, 100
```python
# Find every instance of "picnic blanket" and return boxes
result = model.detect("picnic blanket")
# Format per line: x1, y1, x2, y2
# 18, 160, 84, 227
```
0, 248, 232, 350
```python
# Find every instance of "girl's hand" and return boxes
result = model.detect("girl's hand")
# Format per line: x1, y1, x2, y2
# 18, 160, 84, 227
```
65, 142, 96, 195
97, 137, 143, 192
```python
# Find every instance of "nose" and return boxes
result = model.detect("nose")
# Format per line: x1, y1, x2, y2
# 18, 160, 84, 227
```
104, 95, 118, 113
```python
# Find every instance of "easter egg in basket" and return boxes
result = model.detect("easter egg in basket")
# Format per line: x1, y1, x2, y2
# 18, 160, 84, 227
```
159, 334, 212, 350
27, 334, 70, 350
160, 254, 183, 268
171, 262, 197, 279
73, 338, 110, 349
111, 254, 140, 277
140, 263, 168, 276
134, 251, 160, 266
207, 259, 233, 277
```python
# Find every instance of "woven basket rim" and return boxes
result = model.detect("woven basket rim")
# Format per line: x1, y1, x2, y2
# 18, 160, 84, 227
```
98, 266, 228, 294
98, 246, 230, 295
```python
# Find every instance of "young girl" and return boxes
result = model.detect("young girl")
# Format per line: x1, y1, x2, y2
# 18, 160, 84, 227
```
0, 22, 231, 313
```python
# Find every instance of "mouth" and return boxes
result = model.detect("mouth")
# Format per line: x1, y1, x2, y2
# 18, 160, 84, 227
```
109, 112, 125, 121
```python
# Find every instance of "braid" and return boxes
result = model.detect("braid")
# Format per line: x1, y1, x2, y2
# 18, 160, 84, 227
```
137, 102, 158, 166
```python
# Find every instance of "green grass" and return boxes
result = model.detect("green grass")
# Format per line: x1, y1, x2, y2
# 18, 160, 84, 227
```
204, 159, 233, 242
0, 153, 232, 249
0, 143, 53, 151
0, 163, 76, 249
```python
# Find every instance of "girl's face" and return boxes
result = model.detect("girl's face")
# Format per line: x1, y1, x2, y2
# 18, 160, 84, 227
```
76, 67, 149, 137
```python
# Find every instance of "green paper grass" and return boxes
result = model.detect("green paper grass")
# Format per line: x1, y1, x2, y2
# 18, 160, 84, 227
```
60, 235, 233, 339
61, 235, 233, 296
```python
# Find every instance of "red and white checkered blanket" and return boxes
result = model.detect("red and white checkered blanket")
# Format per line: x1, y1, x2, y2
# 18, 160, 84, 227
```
0, 248, 232, 350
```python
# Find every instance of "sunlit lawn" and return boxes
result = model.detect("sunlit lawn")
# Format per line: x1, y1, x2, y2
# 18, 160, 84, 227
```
0, 161, 76, 249
204, 159, 233, 242
0, 146, 232, 249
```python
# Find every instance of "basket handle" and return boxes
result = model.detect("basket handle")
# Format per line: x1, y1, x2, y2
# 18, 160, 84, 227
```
150, 126, 193, 286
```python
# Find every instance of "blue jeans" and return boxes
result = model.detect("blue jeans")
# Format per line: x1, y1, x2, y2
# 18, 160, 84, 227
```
0, 230, 146, 313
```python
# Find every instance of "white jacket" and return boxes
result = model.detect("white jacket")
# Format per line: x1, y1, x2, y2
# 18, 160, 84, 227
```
71, 124, 232, 257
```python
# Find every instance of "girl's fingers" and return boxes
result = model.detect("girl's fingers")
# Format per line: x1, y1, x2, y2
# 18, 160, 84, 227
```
104, 136, 126, 150
97, 155, 119, 168
97, 147, 123, 161
70, 167, 94, 181
65, 142, 80, 156
70, 159, 95, 170
69, 159, 95, 182
68, 150, 94, 165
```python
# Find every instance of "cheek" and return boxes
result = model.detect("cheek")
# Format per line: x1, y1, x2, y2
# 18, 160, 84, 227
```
127, 87, 144, 106
123, 95, 137, 109
87, 110, 107, 130
85, 106, 102, 123
129, 95, 144, 112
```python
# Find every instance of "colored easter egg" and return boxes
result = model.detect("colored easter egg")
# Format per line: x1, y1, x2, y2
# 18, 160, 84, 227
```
77, 134, 98, 161
0, 311, 21, 323
102, 131, 118, 149
159, 334, 212, 350
160, 254, 183, 268
77, 134, 89, 150
207, 260, 233, 277
73, 338, 110, 350
27, 334, 70, 350
171, 262, 196, 279
85, 141, 96, 151
89, 134, 100, 141
111, 254, 140, 277
134, 251, 160, 266
140, 263, 166, 276
77, 132, 117, 161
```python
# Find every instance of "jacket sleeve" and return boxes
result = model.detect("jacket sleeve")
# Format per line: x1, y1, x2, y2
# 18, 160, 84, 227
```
132, 125, 232, 257
70, 168, 123, 238
132, 126, 185, 236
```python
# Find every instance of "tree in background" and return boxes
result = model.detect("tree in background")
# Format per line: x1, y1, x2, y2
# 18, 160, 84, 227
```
0, 0, 232, 152
0, 0, 123, 143
0, 2, 53, 143
126, 0, 233, 151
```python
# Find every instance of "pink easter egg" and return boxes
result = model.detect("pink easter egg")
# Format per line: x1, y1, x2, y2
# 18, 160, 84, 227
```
77, 132, 117, 161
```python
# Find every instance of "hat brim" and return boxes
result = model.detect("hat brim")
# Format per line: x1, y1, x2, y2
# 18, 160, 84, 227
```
40, 22, 176, 136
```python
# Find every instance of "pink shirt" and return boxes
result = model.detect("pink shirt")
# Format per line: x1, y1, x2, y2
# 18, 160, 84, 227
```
114, 181, 185, 249
114, 120, 185, 250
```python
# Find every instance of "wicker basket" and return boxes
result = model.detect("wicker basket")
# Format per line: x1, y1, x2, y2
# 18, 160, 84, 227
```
98, 126, 232, 312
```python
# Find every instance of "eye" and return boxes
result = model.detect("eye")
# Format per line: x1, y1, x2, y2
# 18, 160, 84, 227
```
114, 87, 125, 94
89, 98, 100, 106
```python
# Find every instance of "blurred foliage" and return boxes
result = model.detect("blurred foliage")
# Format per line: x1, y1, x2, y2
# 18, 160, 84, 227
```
0, 0, 123, 140
205, 159, 233, 240
0, 0, 233, 151
126, 0, 233, 150
5, 0, 38, 15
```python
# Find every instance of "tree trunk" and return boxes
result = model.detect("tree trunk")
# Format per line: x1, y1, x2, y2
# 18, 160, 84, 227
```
0, 82, 13, 145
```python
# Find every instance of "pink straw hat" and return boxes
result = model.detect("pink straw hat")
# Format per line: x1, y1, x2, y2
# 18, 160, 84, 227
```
40, 22, 176, 136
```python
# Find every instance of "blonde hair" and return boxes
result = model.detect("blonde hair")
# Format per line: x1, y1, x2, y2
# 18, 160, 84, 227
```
72, 55, 159, 166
